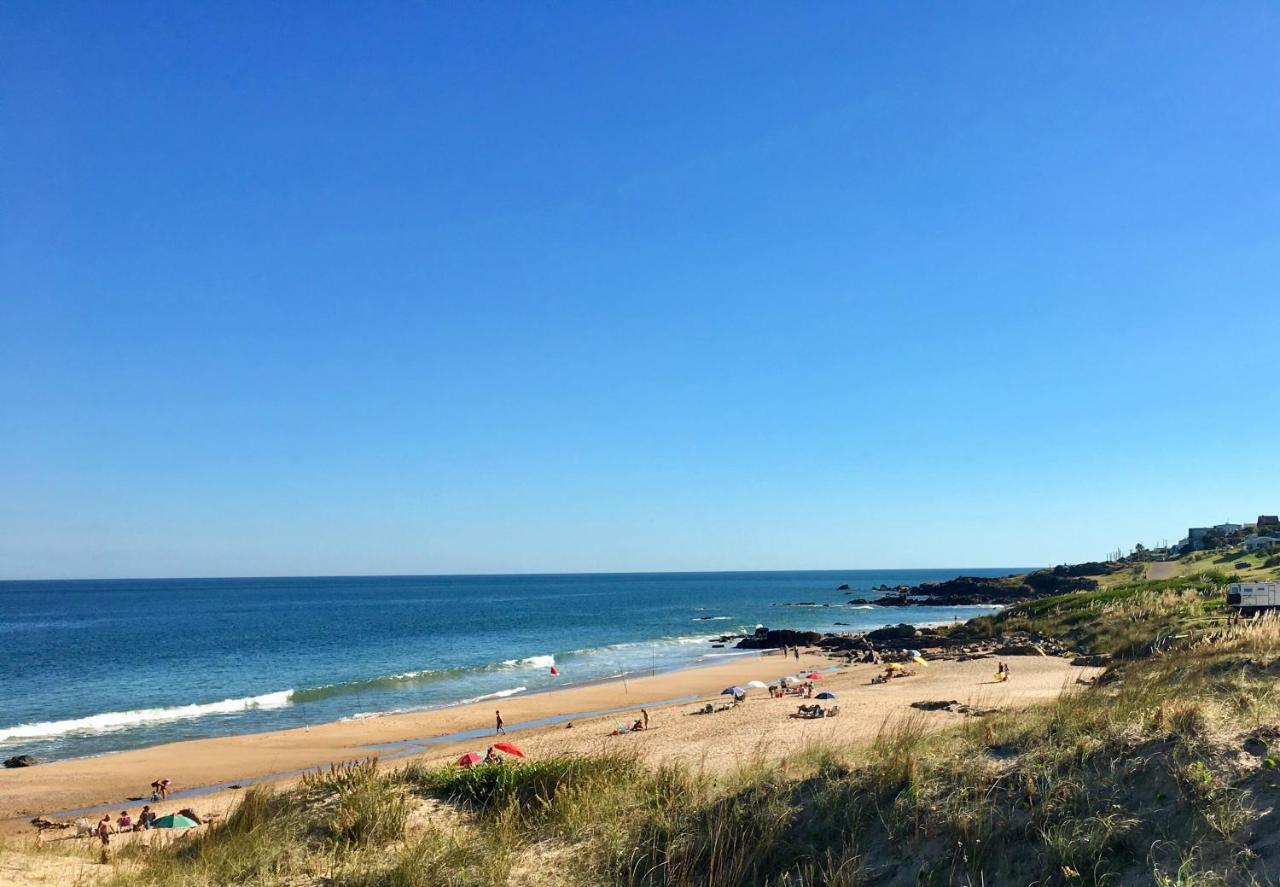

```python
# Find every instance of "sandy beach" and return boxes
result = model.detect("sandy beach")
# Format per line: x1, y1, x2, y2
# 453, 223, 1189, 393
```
0, 649, 1094, 843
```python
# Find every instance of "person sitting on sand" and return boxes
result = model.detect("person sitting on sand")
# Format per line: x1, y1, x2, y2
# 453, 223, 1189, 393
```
116, 810, 132, 832
138, 806, 156, 829
484, 746, 503, 764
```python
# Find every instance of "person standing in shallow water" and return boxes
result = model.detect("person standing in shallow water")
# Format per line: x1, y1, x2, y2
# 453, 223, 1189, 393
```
495, 710, 505, 734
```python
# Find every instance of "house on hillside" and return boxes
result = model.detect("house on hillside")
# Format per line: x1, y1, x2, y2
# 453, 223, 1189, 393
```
1259, 515, 1279, 530
1187, 524, 1247, 551
1244, 535, 1280, 553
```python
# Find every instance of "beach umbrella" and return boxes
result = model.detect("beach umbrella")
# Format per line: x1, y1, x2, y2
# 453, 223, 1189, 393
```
806, 673, 824, 680
455, 752, 484, 768
782, 675, 803, 685
493, 741, 525, 758
721, 686, 744, 695
745, 680, 768, 690
816, 692, 836, 700
885, 663, 904, 671
151, 813, 198, 829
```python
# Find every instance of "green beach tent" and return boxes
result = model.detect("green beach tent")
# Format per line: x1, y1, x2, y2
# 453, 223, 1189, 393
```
151, 813, 199, 829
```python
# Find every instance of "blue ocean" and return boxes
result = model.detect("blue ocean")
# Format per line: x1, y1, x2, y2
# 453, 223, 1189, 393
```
0, 570, 1023, 762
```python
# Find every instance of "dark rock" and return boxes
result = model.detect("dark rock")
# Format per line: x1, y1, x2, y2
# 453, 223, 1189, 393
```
911, 700, 960, 711
1070, 654, 1109, 667
994, 644, 1044, 656
735, 628, 824, 650
836, 584, 850, 590
875, 569, 1104, 607
867, 623, 919, 641
1051, 561, 1123, 578
4, 755, 37, 768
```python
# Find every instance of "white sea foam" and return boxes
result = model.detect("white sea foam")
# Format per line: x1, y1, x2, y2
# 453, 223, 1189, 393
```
849, 605, 876, 610
458, 687, 527, 704
0, 691, 294, 743
500, 655, 555, 668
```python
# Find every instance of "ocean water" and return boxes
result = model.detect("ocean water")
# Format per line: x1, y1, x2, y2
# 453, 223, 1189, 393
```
0, 569, 1024, 762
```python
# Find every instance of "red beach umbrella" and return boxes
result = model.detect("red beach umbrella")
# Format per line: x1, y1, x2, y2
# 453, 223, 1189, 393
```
456, 752, 483, 768
493, 741, 525, 758
806, 673, 824, 680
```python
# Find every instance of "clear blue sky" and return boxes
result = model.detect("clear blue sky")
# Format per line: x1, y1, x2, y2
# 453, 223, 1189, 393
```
2, 3, 1278, 579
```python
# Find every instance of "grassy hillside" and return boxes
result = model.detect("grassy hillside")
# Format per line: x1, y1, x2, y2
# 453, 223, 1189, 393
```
96, 570, 1280, 886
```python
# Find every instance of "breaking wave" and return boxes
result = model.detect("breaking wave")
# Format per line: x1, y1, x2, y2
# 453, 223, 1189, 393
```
458, 687, 526, 704
0, 691, 293, 743
500, 655, 556, 668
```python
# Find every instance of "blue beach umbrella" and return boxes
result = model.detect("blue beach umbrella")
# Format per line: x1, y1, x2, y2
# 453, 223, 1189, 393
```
816, 692, 836, 700
721, 687, 744, 695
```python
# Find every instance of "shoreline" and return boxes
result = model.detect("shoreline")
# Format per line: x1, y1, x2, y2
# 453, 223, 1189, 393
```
0, 649, 806, 832
1, 648, 1096, 837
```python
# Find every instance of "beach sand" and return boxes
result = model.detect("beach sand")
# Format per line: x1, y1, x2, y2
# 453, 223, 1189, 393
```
0, 649, 1094, 847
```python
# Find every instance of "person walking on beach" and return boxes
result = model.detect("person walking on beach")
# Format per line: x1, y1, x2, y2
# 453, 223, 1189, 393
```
495, 710, 505, 735
641, 708, 649, 730
794, 646, 800, 660
96, 815, 113, 864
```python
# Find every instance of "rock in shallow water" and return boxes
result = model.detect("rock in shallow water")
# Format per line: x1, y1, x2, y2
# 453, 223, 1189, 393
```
4, 755, 37, 768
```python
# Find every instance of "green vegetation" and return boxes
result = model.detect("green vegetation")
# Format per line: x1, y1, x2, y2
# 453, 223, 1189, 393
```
101, 570, 1280, 886
952, 571, 1233, 658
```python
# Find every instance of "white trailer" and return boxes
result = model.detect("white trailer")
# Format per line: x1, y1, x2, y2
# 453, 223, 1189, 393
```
1228, 581, 1280, 613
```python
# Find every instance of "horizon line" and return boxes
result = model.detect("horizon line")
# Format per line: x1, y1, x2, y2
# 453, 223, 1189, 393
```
0, 564, 1045, 584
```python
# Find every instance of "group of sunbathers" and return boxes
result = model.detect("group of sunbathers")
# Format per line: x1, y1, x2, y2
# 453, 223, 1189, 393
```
870, 664, 915, 684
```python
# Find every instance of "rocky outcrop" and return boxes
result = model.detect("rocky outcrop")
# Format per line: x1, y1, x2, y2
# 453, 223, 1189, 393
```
871, 569, 1103, 607
994, 643, 1045, 656
734, 627, 824, 649
4, 755, 37, 768
867, 623, 920, 641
